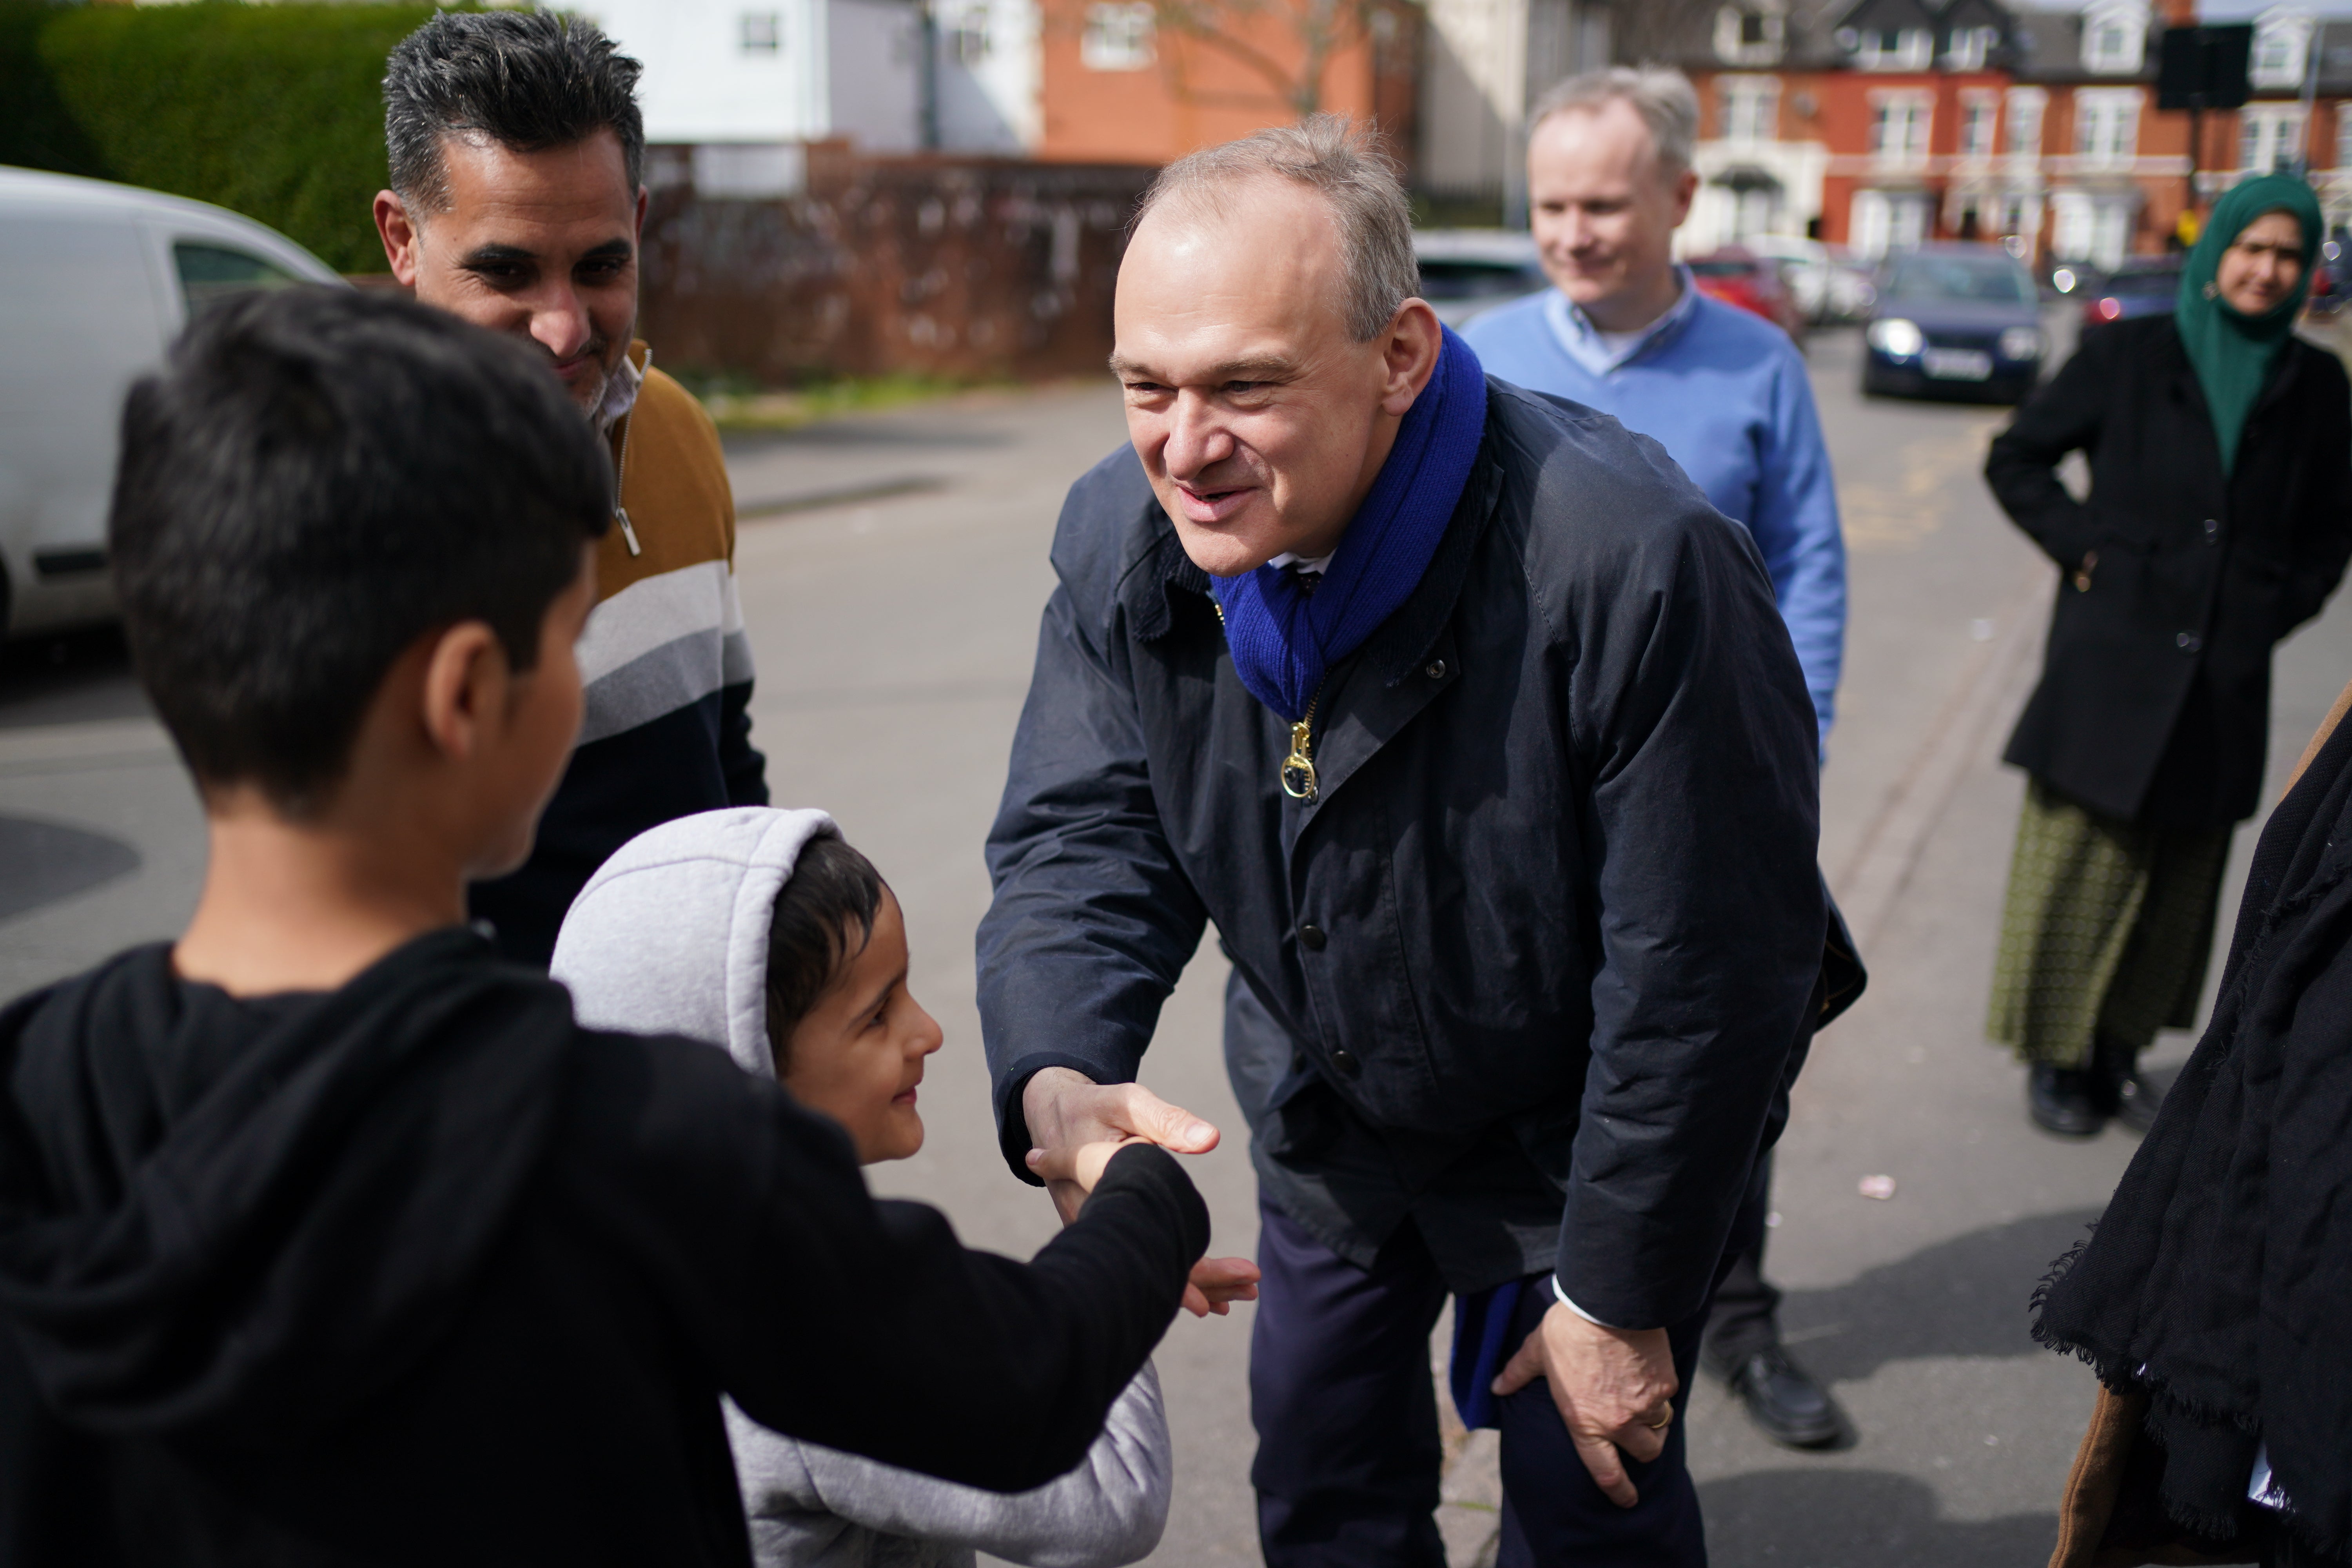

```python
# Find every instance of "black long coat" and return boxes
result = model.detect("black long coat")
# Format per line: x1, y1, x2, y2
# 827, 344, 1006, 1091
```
1985, 314, 2352, 829
977, 379, 1843, 1324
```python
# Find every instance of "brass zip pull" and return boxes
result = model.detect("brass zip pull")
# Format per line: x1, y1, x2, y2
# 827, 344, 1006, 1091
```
1281, 694, 1321, 801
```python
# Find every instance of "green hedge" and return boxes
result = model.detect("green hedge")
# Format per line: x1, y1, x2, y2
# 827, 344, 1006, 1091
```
0, 3, 455, 274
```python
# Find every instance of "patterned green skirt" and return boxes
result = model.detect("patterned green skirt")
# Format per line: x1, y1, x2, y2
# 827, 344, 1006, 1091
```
1987, 779, 2233, 1069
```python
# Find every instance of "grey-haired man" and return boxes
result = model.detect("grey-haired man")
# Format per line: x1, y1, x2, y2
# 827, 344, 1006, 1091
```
981, 115, 1853, 1565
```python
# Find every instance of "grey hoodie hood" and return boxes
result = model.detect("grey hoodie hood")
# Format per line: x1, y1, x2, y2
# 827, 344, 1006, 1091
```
550, 806, 837, 1077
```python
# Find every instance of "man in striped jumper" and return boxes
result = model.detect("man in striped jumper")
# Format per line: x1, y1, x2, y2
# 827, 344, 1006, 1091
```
371, 9, 768, 966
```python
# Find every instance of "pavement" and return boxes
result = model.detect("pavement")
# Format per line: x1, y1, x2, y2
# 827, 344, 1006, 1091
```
4, 322, 2350, 1567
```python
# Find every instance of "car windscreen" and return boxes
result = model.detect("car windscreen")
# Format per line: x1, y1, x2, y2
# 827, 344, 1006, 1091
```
1882, 255, 2034, 304
1416, 260, 1543, 301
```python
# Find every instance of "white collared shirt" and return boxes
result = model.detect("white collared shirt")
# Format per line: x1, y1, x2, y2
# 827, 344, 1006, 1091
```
596, 349, 645, 434
1543, 266, 1700, 377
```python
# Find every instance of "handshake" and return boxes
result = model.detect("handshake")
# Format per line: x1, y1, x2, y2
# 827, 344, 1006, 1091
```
1022, 1066, 1261, 1319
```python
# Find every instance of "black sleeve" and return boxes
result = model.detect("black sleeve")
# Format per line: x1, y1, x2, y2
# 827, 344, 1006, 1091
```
976, 581, 1210, 1180
1985, 328, 2111, 571
2284, 348, 2352, 634
719, 680, 769, 808
584, 1037, 1207, 1494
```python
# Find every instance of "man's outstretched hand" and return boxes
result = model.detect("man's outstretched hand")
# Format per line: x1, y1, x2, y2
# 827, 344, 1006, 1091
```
1491, 1301, 1677, 1509
1022, 1067, 1255, 1318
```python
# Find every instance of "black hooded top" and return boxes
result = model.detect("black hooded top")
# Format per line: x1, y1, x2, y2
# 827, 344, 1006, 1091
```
0, 929, 1207, 1566
2034, 704, 2352, 1562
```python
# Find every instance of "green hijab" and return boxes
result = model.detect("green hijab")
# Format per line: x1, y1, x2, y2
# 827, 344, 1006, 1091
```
2174, 173, 2323, 474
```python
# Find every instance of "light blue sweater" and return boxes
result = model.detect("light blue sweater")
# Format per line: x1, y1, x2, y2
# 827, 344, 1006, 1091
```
1462, 286, 1847, 747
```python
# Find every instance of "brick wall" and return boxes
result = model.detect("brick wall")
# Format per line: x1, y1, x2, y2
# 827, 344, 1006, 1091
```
636, 148, 1156, 385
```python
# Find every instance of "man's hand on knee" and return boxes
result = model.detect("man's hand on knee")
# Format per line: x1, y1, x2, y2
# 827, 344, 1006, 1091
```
1492, 1300, 1677, 1509
1020, 1067, 1254, 1316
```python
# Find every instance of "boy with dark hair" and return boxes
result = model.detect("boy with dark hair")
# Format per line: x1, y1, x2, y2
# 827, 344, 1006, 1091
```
374, 9, 769, 968
0, 288, 1208, 1566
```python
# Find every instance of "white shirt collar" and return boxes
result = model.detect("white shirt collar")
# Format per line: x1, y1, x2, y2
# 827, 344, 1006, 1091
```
596, 347, 645, 434
1543, 266, 1699, 376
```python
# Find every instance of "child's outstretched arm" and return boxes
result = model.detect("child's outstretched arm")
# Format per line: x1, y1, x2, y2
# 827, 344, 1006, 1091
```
1028, 1140, 1260, 1318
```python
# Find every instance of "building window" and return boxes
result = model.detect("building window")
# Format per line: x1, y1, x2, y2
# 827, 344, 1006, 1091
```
1851, 188, 1930, 258
2079, 2, 2147, 76
2005, 88, 2047, 164
1717, 75, 1779, 142
1853, 27, 1933, 71
2250, 18, 2310, 91
1961, 95, 1999, 159
1713, 6, 1786, 66
2074, 89, 2142, 169
740, 11, 782, 52
2241, 106, 2308, 173
2337, 103, 2352, 171
1870, 95, 1932, 167
1081, 1, 1154, 69
1945, 25, 1999, 72
942, 0, 991, 64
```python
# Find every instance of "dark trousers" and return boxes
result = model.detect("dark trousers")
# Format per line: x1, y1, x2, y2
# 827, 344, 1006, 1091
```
1250, 1200, 1710, 1568
1701, 1152, 1782, 1367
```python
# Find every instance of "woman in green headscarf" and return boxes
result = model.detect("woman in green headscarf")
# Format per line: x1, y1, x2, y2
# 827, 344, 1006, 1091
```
1982, 175, 2352, 1140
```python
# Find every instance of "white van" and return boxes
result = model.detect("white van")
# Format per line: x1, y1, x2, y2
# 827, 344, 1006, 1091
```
0, 167, 345, 639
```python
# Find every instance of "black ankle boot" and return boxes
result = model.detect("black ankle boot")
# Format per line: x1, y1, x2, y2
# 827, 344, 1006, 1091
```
2096, 1036, 2165, 1134
2029, 1064, 2107, 1136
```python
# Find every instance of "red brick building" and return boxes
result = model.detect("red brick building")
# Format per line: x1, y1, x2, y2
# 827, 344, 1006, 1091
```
1675, 0, 2352, 269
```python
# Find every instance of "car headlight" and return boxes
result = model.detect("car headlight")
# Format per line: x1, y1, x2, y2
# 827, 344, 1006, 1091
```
1867, 318, 1923, 358
1998, 326, 2044, 361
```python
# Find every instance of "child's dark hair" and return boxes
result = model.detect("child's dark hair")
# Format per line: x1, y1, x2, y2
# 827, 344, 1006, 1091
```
764, 832, 889, 1072
108, 287, 610, 815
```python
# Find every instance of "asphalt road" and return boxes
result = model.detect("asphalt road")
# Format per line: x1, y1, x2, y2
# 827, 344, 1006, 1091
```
4, 321, 2348, 1566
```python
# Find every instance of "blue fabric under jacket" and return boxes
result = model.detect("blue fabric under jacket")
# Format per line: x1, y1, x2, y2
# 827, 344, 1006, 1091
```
1463, 288, 1846, 749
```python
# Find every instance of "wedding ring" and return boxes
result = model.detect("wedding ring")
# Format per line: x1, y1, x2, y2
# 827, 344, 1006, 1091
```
1642, 1411, 1673, 1430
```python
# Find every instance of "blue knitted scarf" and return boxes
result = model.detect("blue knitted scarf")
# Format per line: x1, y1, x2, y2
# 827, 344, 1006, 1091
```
1207, 327, 1488, 723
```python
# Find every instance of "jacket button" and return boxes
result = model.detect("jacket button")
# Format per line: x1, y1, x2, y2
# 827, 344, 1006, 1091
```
2203, 518, 2220, 543
2177, 632, 2203, 652
1330, 1048, 1361, 1078
1298, 922, 1327, 951
1425, 659, 1448, 681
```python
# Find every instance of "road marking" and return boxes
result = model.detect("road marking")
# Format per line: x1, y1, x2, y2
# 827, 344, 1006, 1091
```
1838, 416, 2004, 554
1830, 566, 2051, 949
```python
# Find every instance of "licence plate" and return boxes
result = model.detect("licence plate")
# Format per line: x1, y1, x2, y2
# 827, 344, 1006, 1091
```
1923, 348, 1993, 380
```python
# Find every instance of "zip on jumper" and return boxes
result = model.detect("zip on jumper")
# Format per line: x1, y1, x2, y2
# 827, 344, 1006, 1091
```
1210, 595, 1323, 801
609, 360, 645, 557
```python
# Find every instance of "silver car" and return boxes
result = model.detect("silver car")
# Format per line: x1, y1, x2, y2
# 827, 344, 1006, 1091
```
0, 168, 344, 639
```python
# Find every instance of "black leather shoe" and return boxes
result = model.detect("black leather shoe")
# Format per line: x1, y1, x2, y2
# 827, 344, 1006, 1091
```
1720, 1344, 1842, 1449
2029, 1065, 2107, 1137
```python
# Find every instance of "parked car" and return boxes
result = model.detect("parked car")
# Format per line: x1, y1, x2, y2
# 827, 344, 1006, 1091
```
1861, 243, 2045, 403
0, 167, 343, 641
1412, 229, 1547, 327
1687, 247, 1807, 342
2081, 256, 2185, 327
1741, 234, 1875, 323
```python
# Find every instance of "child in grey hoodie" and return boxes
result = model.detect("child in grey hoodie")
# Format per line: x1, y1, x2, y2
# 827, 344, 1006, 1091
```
551, 806, 1245, 1568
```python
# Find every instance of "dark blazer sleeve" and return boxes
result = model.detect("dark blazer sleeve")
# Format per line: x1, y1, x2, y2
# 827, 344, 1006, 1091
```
976, 472, 1211, 1180
1551, 467, 1826, 1331
587, 1038, 1209, 1495
1985, 326, 2112, 571
2283, 345, 2352, 635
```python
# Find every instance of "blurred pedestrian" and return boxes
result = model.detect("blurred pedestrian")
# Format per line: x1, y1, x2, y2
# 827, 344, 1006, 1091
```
2037, 681, 2352, 1568
1984, 174, 2352, 1138
372, 11, 768, 968
1463, 65, 1850, 1453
